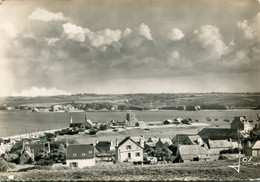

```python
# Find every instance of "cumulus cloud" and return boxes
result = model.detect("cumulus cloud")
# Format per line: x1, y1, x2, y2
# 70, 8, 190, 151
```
63, 23, 122, 50
0, 22, 17, 37
86, 29, 122, 48
63, 23, 87, 42
237, 12, 260, 40
122, 28, 132, 37
138, 23, 153, 40
167, 28, 184, 41
12, 87, 71, 97
29, 8, 68, 22
194, 25, 229, 60
45, 37, 59, 46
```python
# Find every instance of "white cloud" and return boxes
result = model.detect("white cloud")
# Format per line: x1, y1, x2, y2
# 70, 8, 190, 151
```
45, 37, 59, 46
23, 32, 35, 39
138, 23, 153, 40
122, 28, 132, 37
12, 87, 71, 97
237, 12, 260, 40
63, 23, 122, 50
63, 23, 87, 42
0, 22, 17, 37
194, 25, 229, 60
237, 20, 254, 39
29, 8, 68, 22
86, 29, 122, 48
167, 28, 184, 41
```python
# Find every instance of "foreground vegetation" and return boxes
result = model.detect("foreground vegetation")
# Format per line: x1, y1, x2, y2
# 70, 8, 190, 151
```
1, 160, 260, 181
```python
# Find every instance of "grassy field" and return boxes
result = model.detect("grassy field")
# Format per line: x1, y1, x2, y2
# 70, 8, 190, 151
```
1, 160, 260, 181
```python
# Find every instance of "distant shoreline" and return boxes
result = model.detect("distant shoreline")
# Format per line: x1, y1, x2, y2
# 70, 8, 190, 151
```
1, 108, 259, 113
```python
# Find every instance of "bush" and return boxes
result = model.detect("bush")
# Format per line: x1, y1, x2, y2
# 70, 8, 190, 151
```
0, 157, 16, 172
35, 159, 54, 166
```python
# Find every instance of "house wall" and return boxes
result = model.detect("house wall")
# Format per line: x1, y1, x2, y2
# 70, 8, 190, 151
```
116, 139, 143, 162
66, 158, 95, 168
252, 149, 260, 157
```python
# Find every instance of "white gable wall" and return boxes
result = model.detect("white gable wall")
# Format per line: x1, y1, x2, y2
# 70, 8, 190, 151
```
116, 139, 143, 162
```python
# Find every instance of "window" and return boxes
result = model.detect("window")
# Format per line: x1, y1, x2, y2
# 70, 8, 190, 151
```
126, 145, 132, 150
128, 153, 131, 158
89, 151, 93, 154
70, 162, 78, 168
82, 153, 86, 156
135, 152, 140, 157
73, 153, 77, 156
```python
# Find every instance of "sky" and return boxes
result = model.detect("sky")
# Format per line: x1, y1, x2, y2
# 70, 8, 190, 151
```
0, 0, 260, 96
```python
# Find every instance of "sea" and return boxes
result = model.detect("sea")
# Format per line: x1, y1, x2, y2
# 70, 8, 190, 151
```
0, 109, 259, 138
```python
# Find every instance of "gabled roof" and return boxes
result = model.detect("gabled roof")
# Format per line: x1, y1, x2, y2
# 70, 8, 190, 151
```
144, 142, 156, 148
252, 141, 260, 149
96, 141, 111, 153
23, 149, 34, 159
159, 138, 172, 145
116, 136, 143, 149
178, 144, 209, 161
208, 140, 233, 148
185, 135, 203, 145
172, 134, 198, 144
66, 144, 95, 159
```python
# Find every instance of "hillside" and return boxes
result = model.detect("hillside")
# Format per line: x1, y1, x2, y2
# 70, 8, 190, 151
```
1, 92, 260, 111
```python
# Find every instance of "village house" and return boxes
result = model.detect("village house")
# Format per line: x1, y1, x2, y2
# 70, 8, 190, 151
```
115, 136, 144, 164
135, 121, 147, 127
244, 140, 260, 157
95, 141, 115, 162
163, 119, 174, 125
83, 115, 94, 129
51, 104, 63, 111
207, 139, 238, 160
198, 128, 237, 140
176, 144, 210, 163
172, 134, 203, 145
66, 144, 95, 168
19, 146, 34, 164
96, 141, 114, 153
156, 138, 173, 148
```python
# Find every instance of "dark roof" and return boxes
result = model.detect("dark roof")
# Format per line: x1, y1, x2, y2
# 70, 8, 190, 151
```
116, 136, 143, 149
12, 141, 23, 150
172, 134, 197, 144
66, 144, 95, 160
198, 128, 237, 140
69, 123, 83, 128
96, 141, 111, 153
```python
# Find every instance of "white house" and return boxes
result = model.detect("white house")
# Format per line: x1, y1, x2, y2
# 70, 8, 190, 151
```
115, 136, 143, 163
66, 144, 95, 168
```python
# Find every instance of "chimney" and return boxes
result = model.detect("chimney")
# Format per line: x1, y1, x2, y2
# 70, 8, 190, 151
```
139, 138, 144, 148
115, 138, 118, 147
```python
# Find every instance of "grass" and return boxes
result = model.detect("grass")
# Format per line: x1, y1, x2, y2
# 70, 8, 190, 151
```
1, 160, 260, 181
